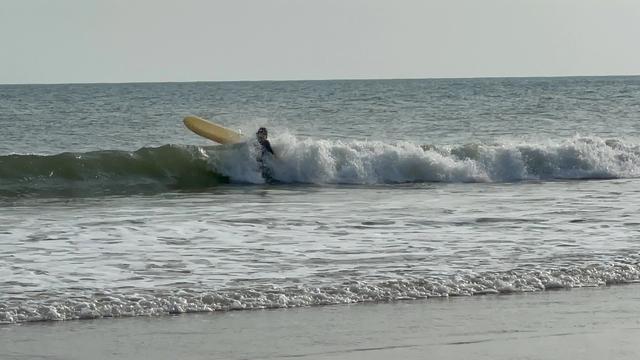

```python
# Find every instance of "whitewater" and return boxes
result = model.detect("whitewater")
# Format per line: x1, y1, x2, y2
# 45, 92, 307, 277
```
2, 77, 640, 325
2, 135, 640, 197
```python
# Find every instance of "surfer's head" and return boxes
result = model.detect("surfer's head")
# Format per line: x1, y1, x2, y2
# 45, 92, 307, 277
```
257, 127, 268, 140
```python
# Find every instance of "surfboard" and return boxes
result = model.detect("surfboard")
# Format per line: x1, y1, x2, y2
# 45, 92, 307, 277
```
183, 116, 244, 144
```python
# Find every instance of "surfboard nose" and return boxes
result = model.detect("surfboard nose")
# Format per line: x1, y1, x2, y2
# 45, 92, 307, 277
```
183, 116, 244, 145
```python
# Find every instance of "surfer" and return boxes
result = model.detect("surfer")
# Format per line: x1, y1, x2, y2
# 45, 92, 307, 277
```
256, 127, 275, 157
256, 127, 275, 181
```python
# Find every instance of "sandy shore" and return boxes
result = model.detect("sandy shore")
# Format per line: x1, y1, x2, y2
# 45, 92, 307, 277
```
2, 285, 640, 360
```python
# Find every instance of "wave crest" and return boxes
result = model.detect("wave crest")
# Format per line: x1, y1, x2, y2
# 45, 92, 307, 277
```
1, 136, 639, 197
0, 145, 227, 197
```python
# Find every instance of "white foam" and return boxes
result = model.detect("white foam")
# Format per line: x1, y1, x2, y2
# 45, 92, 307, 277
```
208, 135, 640, 184
1, 260, 638, 324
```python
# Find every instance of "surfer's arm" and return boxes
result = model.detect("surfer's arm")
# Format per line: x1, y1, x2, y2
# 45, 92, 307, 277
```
265, 141, 275, 156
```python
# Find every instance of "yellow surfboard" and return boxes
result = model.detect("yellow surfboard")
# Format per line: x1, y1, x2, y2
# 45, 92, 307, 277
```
183, 116, 244, 144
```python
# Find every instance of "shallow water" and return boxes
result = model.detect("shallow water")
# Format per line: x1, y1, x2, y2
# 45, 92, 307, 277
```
2, 179, 640, 322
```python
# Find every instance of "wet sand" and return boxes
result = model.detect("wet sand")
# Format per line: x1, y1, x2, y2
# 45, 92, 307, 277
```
2, 285, 640, 360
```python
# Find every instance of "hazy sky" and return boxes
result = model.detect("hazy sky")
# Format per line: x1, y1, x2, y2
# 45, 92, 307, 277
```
2, 0, 640, 84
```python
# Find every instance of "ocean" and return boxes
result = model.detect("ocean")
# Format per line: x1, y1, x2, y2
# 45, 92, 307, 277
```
1, 77, 640, 358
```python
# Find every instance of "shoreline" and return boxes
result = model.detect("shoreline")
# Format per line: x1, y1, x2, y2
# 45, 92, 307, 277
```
2, 284, 639, 360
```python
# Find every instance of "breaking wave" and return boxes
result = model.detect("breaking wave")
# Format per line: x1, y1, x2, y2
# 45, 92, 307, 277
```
1, 135, 639, 197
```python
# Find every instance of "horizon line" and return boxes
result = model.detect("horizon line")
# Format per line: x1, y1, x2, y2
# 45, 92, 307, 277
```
1, 73, 639, 86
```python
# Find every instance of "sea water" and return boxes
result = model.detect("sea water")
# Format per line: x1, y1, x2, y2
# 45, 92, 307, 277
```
1, 77, 640, 323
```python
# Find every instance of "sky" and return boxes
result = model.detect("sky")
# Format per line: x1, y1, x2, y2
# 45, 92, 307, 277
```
1, 0, 640, 84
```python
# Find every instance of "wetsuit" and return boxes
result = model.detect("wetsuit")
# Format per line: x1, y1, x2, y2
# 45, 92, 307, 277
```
259, 138, 275, 156
257, 138, 275, 181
